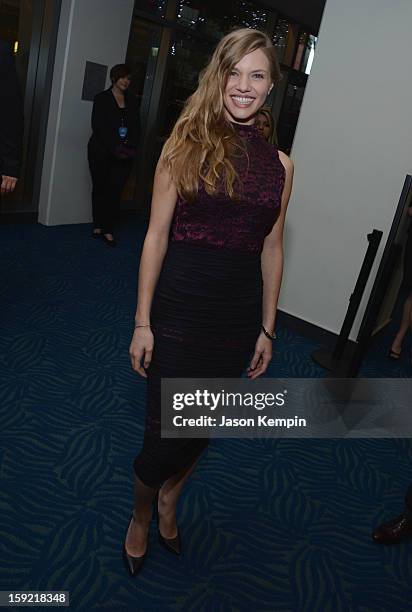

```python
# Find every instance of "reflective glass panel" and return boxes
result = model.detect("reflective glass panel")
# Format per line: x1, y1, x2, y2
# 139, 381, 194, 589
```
134, 0, 166, 19
0, 0, 37, 211
272, 17, 290, 64
126, 19, 161, 121
160, 31, 211, 137
273, 19, 301, 67
124, 19, 162, 200
177, 0, 268, 38
276, 71, 307, 154
293, 31, 307, 71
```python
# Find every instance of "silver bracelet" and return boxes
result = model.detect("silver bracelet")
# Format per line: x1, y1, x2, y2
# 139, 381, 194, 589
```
261, 325, 277, 340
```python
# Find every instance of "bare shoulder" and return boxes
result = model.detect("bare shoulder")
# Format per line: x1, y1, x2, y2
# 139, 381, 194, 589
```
154, 156, 173, 183
277, 150, 294, 175
152, 157, 178, 203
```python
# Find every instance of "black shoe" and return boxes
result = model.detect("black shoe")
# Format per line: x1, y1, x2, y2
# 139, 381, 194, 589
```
155, 493, 181, 556
122, 514, 148, 576
91, 229, 102, 239
158, 526, 181, 556
102, 234, 116, 247
372, 513, 412, 544
388, 348, 401, 360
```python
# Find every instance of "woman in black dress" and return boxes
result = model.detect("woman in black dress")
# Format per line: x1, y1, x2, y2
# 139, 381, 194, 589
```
87, 64, 139, 246
124, 28, 294, 575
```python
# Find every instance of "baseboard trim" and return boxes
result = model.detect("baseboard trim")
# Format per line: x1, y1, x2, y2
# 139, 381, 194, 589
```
0, 212, 37, 224
276, 309, 341, 347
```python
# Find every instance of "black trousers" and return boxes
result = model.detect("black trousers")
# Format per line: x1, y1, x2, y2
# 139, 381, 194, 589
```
88, 145, 132, 233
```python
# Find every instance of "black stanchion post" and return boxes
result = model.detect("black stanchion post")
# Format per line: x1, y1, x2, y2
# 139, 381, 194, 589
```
345, 242, 400, 378
312, 230, 382, 371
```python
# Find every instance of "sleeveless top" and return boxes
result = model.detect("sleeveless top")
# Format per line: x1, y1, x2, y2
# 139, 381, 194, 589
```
170, 121, 286, 255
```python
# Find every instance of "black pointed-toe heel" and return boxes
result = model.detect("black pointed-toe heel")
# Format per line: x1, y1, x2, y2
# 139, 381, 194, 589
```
155, 493, 181, 556
102, 234, 116, 247
158, 526, 181, 556
122, 514, 148, 577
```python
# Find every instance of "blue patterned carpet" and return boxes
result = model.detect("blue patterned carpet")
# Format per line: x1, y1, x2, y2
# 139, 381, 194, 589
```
1, 217, 412, 611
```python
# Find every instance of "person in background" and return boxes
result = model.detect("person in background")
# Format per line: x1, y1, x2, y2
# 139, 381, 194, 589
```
255, 106, 277, 145
88, 63, 140, 247
388, 203, 412, 362
374, 202, 412, 544
0, 40, 23, 198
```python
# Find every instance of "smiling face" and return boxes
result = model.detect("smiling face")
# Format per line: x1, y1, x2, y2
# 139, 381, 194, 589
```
223, 48, 272, 125
114, 75, 131, 91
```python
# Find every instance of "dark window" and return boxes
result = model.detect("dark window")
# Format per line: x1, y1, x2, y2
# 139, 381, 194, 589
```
135, 0, 167, 19
160, 30, 211, 138
177, 0, 268, 38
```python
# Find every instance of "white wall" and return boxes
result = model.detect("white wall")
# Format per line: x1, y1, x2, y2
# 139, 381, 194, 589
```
279, 0, 412, 338
38, 0, 134, 226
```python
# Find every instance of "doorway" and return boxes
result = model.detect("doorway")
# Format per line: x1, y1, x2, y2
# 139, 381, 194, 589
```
0, 0, 61, 217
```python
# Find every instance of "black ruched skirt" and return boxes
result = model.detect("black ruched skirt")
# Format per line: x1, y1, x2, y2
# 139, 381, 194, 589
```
133, 242, 263, 487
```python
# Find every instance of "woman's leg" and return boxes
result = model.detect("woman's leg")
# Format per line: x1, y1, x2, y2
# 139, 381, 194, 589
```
157, 456, 200, 538
126, 448, 204, 553
390, 293, 412, 354
125, 474, 158, 557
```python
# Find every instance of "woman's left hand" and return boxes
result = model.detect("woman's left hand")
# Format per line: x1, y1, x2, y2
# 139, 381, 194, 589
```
247, 333, 273, 379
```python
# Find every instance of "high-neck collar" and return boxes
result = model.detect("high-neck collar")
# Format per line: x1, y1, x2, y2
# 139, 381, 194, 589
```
229, 120, 259, 139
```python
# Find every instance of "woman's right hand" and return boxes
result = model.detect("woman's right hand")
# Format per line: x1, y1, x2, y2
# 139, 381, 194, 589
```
129, 327, 154, 378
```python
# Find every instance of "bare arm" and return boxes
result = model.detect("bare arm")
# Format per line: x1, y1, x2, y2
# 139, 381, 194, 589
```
129, 158, 178, 377
261, 151, 294, 334
248, 151, 294, 379
135, 159, 178, 323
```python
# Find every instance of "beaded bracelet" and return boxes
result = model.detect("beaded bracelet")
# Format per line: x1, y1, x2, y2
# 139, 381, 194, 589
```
261, 325, 277, 340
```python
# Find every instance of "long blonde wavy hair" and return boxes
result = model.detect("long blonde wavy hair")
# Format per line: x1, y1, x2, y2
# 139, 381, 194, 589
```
160, 28, 282, 202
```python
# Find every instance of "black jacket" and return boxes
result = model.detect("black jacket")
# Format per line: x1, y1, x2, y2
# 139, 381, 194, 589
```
0, 40, 24, 178
88, 88, 140, 157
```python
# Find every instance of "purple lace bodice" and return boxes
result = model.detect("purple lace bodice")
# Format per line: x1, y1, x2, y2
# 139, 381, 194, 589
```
170, 121, 286, 254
